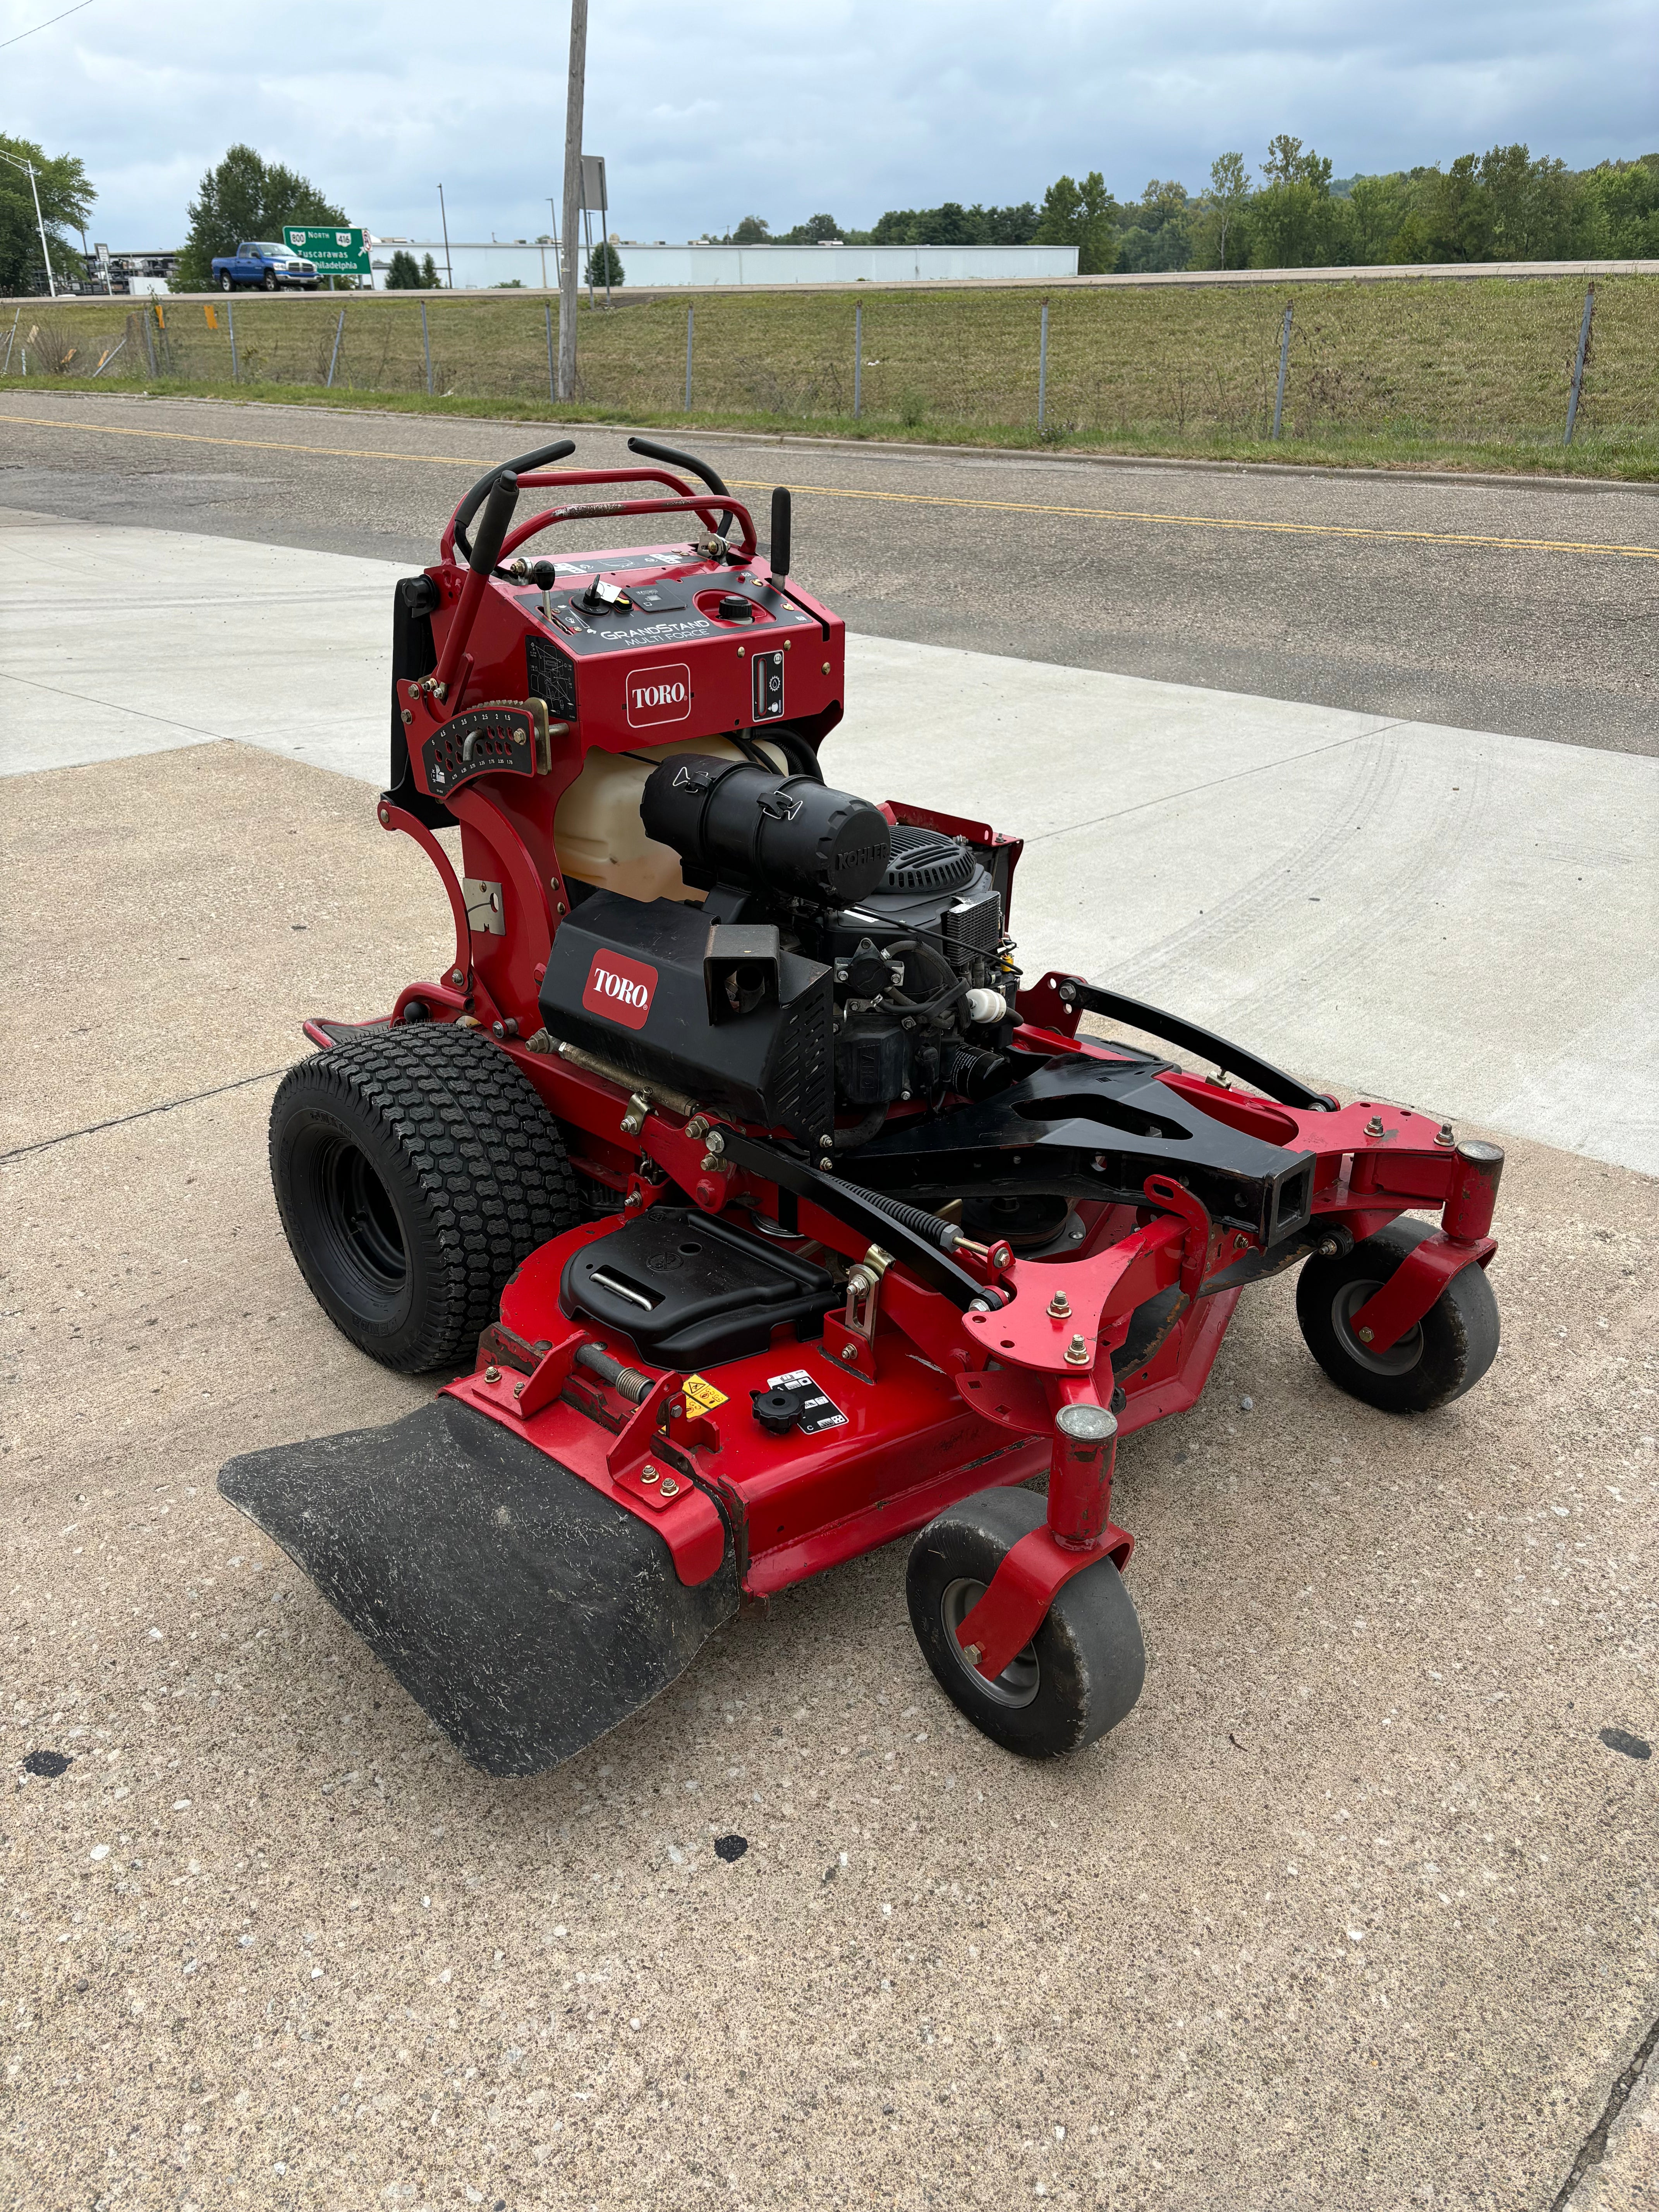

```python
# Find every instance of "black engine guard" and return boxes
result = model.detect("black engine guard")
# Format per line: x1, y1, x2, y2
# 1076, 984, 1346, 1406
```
219, 1397, 738, 1778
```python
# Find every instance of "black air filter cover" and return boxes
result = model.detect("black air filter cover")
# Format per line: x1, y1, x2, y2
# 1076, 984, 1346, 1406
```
642, 756, 890, 905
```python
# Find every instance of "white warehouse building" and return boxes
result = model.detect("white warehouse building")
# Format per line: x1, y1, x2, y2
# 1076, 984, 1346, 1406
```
368, 241, 1079, 290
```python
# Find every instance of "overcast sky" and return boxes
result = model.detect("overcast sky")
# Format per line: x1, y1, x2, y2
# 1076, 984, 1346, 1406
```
6, 0, 1657, 247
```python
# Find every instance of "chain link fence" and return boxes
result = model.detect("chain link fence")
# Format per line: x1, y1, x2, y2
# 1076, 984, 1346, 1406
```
5, 276, 1655, 449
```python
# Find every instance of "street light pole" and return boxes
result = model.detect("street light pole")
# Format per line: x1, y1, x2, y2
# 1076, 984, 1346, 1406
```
556, 0, 588, 400
437, 182, 454, 290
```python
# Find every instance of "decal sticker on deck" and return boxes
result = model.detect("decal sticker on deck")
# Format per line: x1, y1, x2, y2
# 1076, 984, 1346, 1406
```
683, 1374, 729, 1415
766, 1369, 847, 1434
582, 947, 657, 1030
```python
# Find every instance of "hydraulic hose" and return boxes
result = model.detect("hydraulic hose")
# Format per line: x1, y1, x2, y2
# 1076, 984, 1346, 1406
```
831, 1105, 888, 1152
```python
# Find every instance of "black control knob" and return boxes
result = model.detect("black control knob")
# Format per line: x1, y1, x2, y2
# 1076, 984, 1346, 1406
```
718, 593, 754, 622
751, 1382, 815, 1435
529, 558, 558, 589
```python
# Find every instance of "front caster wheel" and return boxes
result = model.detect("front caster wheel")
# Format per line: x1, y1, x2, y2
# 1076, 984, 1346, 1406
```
906, 1487, 1145, 1759
1296, 1218, 1499, 1415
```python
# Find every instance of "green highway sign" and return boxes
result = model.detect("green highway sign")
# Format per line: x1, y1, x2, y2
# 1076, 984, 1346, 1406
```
283, 225, 371, 277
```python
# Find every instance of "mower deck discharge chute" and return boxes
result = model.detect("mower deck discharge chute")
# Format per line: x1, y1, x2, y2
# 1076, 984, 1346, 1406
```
221, 439, 1505, 1774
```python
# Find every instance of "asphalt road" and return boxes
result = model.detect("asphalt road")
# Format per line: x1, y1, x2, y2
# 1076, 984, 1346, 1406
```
3, 392, 1656, 753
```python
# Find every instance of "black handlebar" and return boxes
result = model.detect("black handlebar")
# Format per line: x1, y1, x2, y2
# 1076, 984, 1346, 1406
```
625, 434, 736, 538
468, 470, 522, 577
452, 439, 575, 562
769, 486, 792, 578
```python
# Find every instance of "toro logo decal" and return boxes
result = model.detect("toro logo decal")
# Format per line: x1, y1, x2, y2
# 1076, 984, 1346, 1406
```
625, 661, 692, 728
582, 947, 658, 1030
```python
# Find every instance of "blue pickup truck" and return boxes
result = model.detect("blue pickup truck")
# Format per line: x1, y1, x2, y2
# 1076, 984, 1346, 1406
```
211, 242, 319, 292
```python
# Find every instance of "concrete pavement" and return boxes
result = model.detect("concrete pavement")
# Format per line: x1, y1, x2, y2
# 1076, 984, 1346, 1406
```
2, 739, 1655, 2210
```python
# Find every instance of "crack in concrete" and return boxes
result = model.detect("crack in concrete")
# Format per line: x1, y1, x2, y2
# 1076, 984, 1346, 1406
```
0, 1066, 287, 1164
1551, 2009, 1659, 2209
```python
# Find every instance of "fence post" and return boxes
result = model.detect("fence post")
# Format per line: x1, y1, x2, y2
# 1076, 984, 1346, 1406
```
854, 301, 862, 419
1564, 285, 1595, 446
685, 305, 693, 412
141, 304, 158, 376
227, 299, 238, 383
422, 299, 434, 397
1272, 304, 1292, 439
2, 305, 20, 374
1037, 301, 1049, 430
326, 308, 346, 389
545, 300, 555, 403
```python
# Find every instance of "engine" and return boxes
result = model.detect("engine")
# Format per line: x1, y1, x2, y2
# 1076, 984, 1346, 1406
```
538, 756, 1020, 1152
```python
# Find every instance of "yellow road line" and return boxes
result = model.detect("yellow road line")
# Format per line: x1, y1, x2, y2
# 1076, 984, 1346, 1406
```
3, 410, 1655, 562
727, 478, 1659, 562
0, 412, 485, 468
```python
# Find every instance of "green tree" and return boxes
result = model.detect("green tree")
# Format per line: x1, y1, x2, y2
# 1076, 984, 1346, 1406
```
384, 249, 421, 289
172, 144, 346, 290
1193, 151, 1251, 268
0, 131, 94, 294
421, 252, 441, 287
1034, 171, 1118, 273
730, 215, 771, 243
585, 240, 624, 287
1419, 152, 1492, 260
1262, 135, 1334, 191
1345, 173, 1412, 262
1577, 154, 1659, 255
1475, 143, 1576, 257
1117, 179, 1193, 271
780, 212, 843, 242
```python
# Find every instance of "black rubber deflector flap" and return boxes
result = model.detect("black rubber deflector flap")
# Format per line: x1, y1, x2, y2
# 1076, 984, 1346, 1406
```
219, 1398, 737, 1778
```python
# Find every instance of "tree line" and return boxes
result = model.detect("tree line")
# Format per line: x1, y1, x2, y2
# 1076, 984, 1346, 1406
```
721, 139, 1659, 271
5, 132, 1655, 302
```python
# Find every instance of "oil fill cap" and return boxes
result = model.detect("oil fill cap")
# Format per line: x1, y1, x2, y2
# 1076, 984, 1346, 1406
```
718, 593, 755, 622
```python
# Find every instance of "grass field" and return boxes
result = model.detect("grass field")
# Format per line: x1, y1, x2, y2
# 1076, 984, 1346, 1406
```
3, 275, 1656, 478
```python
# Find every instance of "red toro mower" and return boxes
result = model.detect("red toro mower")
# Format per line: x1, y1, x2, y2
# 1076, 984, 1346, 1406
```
221, 440, 1504, 1777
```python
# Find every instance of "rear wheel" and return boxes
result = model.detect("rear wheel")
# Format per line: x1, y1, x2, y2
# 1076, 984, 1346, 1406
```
907, 1487, 1145, 1758
270, 1024, 579, 1371
1296, 1218, 1499, 1415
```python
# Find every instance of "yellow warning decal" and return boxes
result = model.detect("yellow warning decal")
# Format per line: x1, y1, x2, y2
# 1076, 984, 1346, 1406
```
683, 1374, 728, 1415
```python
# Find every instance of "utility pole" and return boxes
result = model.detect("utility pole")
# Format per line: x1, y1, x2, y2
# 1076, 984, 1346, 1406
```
556, 0, 588, 400
437, 182, 454, 290
0, 150, 57, 297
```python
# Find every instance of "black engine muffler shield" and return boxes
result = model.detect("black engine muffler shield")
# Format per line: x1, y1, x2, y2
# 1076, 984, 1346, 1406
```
219, 1397, 738, 1778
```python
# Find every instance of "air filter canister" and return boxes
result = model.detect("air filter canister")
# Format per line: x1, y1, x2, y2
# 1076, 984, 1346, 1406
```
641, 756, 891, 905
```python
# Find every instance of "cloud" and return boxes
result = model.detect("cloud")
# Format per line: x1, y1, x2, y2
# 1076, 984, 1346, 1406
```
5, 0, 1656, 247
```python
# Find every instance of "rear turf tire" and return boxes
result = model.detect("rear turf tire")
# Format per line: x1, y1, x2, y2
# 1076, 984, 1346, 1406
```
269, 1024, 579, 1372
907, 1486, 1145, 1759
1296, 1218, 1499, 1415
